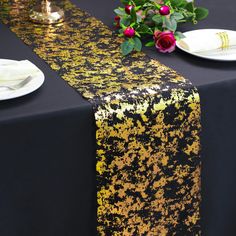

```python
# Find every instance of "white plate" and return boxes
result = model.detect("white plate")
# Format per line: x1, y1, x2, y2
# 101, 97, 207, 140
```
176, 29, 236, 61
0, 59, 44, 101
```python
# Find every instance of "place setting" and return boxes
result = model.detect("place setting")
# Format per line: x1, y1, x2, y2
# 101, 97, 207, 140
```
0, 59, 44, 101
177, 29, 236, 61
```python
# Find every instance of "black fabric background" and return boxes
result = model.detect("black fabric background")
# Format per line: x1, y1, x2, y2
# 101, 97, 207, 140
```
0, 0, 236, 235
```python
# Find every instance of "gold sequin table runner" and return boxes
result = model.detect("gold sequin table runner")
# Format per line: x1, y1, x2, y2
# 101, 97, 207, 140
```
0, 0, 201, 235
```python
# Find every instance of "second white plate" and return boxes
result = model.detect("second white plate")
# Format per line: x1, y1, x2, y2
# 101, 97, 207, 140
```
176, 29, 236, 61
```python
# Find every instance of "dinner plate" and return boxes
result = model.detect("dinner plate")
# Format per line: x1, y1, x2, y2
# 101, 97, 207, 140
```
0, 59, 44, 101
176, 29, 236, 61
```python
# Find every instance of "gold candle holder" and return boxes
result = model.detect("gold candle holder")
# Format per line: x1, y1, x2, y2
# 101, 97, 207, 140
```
29, 0, 65, 24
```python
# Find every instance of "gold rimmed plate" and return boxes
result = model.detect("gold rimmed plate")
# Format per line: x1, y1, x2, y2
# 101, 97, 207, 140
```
176, 29, 236, 61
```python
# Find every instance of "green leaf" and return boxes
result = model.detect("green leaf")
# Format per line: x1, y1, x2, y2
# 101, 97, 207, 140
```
133, 0, 146, 5
195, 7, 209, 20
185, 2, 194, 12
164, 17, 177, 32
169, 0, 179, 7
114, 8, 126, 16
130, 7, 137, 22
120, 16, 131, 26
145, 41, 155, 47
137, 24, 153, 34
133, 37, 142, 51
136, 14, 143, 23
152, 14, 163, 25
121, 40, 135, 56
121, 0, 129, 5
174, 31, 185, 40
171, 12, 184, 21
170, 0, 186, 7
143, 2, 154, 7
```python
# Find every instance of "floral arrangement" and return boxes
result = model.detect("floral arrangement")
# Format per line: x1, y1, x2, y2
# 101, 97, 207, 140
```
114, 0, 208, 55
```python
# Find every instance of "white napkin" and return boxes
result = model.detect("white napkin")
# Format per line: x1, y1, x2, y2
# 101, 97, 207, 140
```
179, 30, 236, 53
0, 60, 40, 85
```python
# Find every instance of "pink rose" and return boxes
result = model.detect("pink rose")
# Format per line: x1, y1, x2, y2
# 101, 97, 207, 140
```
154, 31, 176, 53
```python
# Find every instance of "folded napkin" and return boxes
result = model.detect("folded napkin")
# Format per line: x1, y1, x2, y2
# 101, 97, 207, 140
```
0, 60, 40, 85
179, 30, 236, 53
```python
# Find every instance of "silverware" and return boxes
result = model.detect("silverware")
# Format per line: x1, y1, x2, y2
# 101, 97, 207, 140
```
0, 76, 33, 90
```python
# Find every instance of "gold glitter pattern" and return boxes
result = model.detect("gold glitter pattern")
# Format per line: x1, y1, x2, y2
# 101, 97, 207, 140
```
0, 1, 201, 235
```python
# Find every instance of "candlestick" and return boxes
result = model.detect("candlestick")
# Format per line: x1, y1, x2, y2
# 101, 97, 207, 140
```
29, 0, 64, 24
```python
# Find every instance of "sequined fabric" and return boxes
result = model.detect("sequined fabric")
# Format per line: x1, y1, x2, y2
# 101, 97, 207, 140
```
0, 1, 201, 235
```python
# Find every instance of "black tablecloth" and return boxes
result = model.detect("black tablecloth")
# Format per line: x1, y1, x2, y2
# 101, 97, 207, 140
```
0, 0, 236, 235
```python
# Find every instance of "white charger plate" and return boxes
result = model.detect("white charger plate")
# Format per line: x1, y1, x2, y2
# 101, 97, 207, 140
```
0, 59, 44, 101
176, 29, 236, 61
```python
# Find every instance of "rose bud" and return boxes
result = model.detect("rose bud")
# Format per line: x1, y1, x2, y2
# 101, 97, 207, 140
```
123, 27, 136, 38
154, 31, 176, 53
159, 5, 170, 15
114, 15, 120, 28
125, 5, 134, 14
